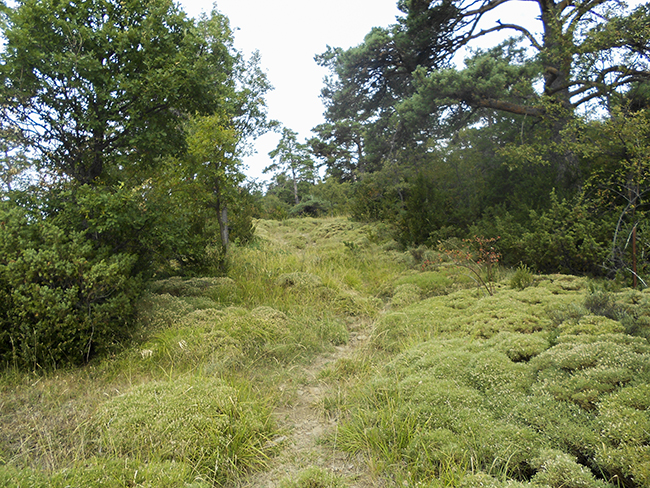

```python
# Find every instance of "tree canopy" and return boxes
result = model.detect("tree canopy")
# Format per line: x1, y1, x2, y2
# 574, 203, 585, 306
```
315, 0, 650, 179
0, 0, 235, 185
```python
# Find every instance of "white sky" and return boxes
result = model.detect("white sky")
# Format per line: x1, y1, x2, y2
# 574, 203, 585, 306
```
177, 0, 639, 182
179, 0, 402, 181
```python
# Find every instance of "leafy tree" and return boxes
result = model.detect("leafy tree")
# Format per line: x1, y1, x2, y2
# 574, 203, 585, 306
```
0, 0, 234, 185
184, 113, 240, 255
0, 126, 29, 193
0, 0, 273, 367
179, 46, 273, 255
265, 127, 316, 205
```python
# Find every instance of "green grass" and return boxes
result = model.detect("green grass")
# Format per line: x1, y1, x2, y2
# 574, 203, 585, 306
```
2, 216, 650, 487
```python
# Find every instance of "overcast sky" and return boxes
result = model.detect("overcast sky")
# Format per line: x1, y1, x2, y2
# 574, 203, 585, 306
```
176, 1, 637, 182
176, 0, 402, 181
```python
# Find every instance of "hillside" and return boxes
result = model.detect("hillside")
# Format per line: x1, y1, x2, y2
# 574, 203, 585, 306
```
1, 217, 649, 488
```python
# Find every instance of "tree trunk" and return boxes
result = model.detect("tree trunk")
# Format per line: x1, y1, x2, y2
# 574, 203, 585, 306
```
291, 165, 299, 205
219, 205, 229, 254
213, 179, 229, 254
538, 0, 580, 186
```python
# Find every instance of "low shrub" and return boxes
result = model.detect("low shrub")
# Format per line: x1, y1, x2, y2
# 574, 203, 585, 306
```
0, 201, 142, 368
336, 308, 650, 487
584, 289, 621, 319
530, 449, 611, 488
510, 263, 534, 290
289, 197, 332, 217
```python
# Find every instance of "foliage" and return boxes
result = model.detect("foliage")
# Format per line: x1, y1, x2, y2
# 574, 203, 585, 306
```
0, 194, 143, 368
0, 126, 29, 193
0, 0, 235, 185
470, 192, 613, 277
518, 194, 612, 276
308, 179, 354, 215
315, 0, 650, 176
288, 197, 332, 217
510, 263, 534, 290
567, 108, 650, 283
258, 193, 291, 220
0, 0, 274, 372
348, 170, 406, 223
0, 171, 233, 367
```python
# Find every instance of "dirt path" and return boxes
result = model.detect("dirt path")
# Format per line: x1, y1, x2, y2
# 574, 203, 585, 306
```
238, 325, 381, 488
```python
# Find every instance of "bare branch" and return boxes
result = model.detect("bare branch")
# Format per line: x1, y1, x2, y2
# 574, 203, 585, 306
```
466, 22, 543, 51
463, 0, 513, 16
475, 98, 545, 116
566, 0, 619, 36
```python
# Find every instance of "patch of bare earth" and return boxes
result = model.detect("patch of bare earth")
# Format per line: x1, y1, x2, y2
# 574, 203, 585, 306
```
237, 323, 384, 488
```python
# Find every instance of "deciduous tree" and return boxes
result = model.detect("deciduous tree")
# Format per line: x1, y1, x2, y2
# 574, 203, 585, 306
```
0, 0, 234, 185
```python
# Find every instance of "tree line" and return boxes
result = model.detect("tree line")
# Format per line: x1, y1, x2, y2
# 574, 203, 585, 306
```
265, 0, 650, 285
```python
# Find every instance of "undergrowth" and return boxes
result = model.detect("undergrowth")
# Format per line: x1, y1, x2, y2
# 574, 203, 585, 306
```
1, 217, 649, 487
334, 274, 650, 487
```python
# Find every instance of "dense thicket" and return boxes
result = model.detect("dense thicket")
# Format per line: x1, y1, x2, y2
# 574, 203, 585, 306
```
306, 0, 650, 283
0, 0, 271, 368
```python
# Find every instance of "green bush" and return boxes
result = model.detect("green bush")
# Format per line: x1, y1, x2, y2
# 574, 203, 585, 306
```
0, 178, 231, 368
584, 289, 621, 319
510, 263, 534, 290
515, 193, 610, 275
0, 201, 142, 368
309, 179, 354, 216
471, 193, 612, 276
289, 197, 332, 217
258, 194, 290, 220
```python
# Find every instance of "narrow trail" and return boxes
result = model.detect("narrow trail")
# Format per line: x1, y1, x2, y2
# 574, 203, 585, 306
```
238, 323, 380, 488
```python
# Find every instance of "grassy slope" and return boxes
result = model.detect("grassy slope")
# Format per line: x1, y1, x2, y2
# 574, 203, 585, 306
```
1, 217, 649, 487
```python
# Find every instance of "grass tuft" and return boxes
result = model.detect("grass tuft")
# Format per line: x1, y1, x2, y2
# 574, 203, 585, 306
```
96, 375, 277, 485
